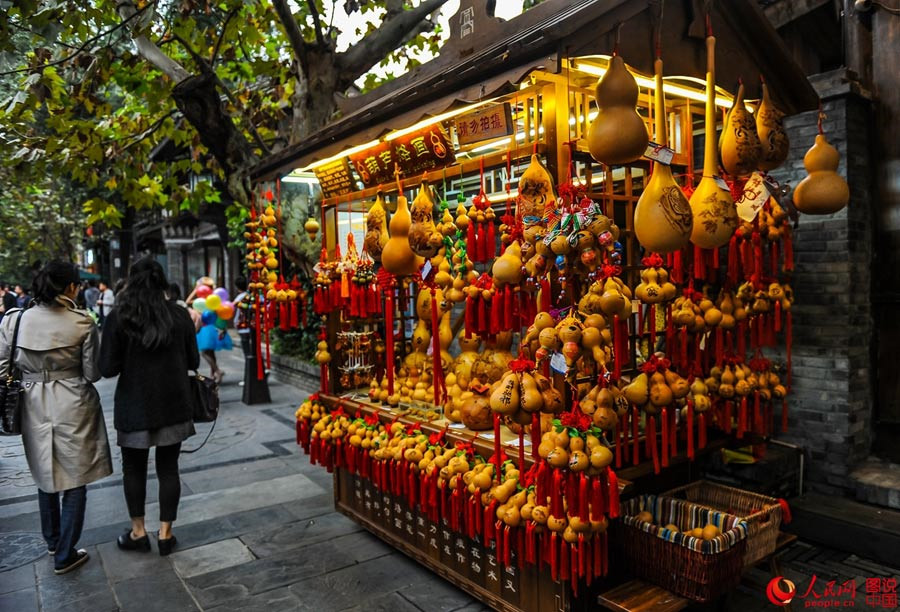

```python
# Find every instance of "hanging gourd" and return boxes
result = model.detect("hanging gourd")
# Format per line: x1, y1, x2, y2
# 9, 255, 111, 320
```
364, 192, 389, 262
381, 190, 424, 276
517, 154, 555, 222
755, 80, 789, 171
408, 180, 443, 259
719, 82, 761, 177
633, 58, 693, 254
586, 55, 649, 165
689, 33, 738, 249
792, 117, 849, 215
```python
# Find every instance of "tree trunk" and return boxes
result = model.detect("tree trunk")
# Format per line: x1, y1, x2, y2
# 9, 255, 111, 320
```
292, 52, 343, 144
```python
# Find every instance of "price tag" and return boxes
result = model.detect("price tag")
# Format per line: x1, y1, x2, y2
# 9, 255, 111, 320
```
448, 422, 467, 429
550, 352, 567, 374
421, 260, 433, 280
714, 176, 730, 191
735, 172, 770, 222
479, 432, 495, 441
644, 141, 675, 165
504, 437, 532, 448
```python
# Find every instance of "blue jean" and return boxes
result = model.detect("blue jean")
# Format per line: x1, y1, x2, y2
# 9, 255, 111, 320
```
37, 486, 86, 568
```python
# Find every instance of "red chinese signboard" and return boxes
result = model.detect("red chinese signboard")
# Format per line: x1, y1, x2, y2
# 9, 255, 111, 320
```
454, 103, 513, 146
348, 126, 456, 188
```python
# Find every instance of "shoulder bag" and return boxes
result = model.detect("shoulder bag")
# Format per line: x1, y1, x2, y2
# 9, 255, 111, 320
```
181, 371, 219, 454
1, 310, 25, 436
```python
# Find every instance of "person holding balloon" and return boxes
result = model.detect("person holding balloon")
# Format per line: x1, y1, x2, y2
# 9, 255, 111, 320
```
186, 278, 236, 384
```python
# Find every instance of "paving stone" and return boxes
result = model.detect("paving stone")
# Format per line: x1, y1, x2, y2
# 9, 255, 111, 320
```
96, 539, 173, 583
112, 571, 199, 612
278, 492, 337, 522
186, 537, 358, 608
205, 586, 302, 612
332, 530, 394, 563
0, 560, 35, 594
173, 503, 298, 552
240, 511, 362, 558
0, 586, 38, 612
35, 545, 112, 610
180, 457, 299, 495
171, 537, 255, 578
448, 604, 494, 612
398, 569, 479, 611
341, 590, 424, 612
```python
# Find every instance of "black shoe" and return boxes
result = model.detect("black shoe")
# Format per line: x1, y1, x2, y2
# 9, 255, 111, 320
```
157, 534, 177, 556
117, 530, 151, 552
54, 549, 89, 575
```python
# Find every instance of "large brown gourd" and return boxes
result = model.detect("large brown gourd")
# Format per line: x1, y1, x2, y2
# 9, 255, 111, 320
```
381, 191, 424, 276
689, 35, 738, 249
407, 181, 442, 258
755, 82, 789, 171
633, 58, 693, 254
586, 55, 649, 165
364, 192, 389, 261
719, 83, 761, 177
792, 131, 849, 215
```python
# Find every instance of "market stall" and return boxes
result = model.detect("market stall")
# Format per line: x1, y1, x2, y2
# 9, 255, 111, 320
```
247, 1, 842, 610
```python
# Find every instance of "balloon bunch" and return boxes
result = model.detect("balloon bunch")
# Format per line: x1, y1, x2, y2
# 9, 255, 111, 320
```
192, 284, 236, 330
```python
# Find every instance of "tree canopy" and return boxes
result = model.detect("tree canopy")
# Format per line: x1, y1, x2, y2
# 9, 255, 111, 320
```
0, 0, 454, 240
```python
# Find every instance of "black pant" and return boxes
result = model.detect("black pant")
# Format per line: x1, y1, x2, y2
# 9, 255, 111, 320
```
38, 486, 86, 567
121, 444, 182, 522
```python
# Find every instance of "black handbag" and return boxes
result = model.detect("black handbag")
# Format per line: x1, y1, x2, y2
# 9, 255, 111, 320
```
1, 310, 25, 436
190, 371, 219, 423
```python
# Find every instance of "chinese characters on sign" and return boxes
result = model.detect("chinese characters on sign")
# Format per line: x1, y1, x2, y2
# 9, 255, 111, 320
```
349, 141, 395, 187
454, 103, 514, 146
313, 158, 355, 198
347, 126, 456, 188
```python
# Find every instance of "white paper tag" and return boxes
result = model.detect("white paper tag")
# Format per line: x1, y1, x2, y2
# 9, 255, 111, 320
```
550, 352, 567, 374
479, 432, 495, 440
448, 422, 467, 429
504, 437, 533, 448
644, 141, 675, 165
714, 176, 730, 191
631, 299, 641, 314
421, 260, 433, 280
735, 172, 770, 222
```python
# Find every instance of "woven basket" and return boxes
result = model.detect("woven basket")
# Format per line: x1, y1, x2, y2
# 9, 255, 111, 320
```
662, 480, 782, 566
619, 494, 748, 603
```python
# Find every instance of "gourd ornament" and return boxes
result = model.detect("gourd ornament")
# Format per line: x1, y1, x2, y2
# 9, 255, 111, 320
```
719, 83, 761, 177
587, 55, 649, 165
381, 192, 424, 276
689, 35, 738, 249
407, 182, 443, 258
364, 193, 389, 262
792, 130, 849, 215
634, 58, 693, 253
755, 82, 789, 171
517, 154, 556, 221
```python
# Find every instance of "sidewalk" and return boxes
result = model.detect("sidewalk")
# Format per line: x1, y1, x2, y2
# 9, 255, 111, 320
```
1, 348, 897, 611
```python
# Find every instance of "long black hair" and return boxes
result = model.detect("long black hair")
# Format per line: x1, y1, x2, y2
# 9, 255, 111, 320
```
31, 261, 79, 305
116, 257, 175, 349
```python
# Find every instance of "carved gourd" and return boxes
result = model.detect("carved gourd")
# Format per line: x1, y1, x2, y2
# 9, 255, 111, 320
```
755, 82, 789, 171
364, 193, 389, 262
689, 35, 738, 249
792, 132, 849, 215
407, 181, 442, 259
517, 154, 556, 223
381, 192, 424, 276
587, 55, 649, 165
634, 58, 692, 254
719, 83, 761, 177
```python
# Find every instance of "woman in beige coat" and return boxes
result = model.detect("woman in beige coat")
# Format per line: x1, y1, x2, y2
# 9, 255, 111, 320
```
0, 261, 112, 574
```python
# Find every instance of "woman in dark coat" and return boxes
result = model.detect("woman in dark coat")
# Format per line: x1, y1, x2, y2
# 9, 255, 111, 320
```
99, 257, 200, 556
0, 261, 112, 574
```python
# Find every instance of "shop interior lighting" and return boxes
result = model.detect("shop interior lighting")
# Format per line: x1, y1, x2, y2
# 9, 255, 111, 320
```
299, 139, 382, 172
383, 99, 499, 141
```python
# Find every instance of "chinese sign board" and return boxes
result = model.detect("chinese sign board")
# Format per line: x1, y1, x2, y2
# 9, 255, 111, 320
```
454, 103, 514, 146
313, 158, 355, 198
349, 126, 456, 188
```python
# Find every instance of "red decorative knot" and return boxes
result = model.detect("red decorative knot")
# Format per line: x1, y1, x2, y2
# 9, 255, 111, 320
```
474, 272, 494, 290
641, 253, 664, 268
331, 406, 346, 418
560, 410, 592, 432
639, 354, 671, 374
681, 288, 704, 302
428, 429, 447, 447
557, 181, 580, 204
364, 413, 379, 426
721, 353, 745, 367
309, 393, 320, 402
471, 192, 489, 211
376, 269, 396, 289
599, 264, 623, 280
454, 440, 476, 456
509, 358, 536, 373
404, 422, 421, 436
319, 246, 329, 263
749, 356, 771, 371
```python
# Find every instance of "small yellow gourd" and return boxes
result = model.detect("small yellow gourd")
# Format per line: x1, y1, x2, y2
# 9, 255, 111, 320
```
587, 55, 649, 165
792, 132, 849, 215
491, 240, 524, 285
719, 83, 761, 177
381, 192, 424, 276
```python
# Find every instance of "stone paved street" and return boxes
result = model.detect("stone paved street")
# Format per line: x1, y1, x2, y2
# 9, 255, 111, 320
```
0, 346, 898, 611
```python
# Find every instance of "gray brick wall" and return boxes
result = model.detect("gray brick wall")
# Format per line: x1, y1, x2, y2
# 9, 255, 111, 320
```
766, 71, 875, 496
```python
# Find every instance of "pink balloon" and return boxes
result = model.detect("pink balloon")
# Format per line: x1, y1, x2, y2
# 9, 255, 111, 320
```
196, 285, 212, 298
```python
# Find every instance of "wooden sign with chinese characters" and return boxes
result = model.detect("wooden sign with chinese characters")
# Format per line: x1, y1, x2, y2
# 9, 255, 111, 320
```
454, 103, 513, 145
313, 158, 355, 197
391, 125, 456, 177
349, 141, 395, 187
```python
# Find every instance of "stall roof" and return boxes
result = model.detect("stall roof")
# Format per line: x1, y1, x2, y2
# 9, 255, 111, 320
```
250, 0, 817, 182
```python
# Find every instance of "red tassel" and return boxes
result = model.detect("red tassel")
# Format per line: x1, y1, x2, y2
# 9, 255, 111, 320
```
560, 538, 570, 581
550, 532, 559, 580
477, 298, 487, 334
591, 477, 603, 520
753, 391, 763, 435
385, 287, 395, 395
673, 249, 684, 284
687, 400, 695, 460
467, 221, 476, 260
699, 413, 707, 448
727, 235, 740, 286
593, 533, 602, 577
490, 288, 502, 335
694, 245, 706, 280
738, 396, 748, 439
632, 406, 640, 465
579, 473, 589, 520
648, 415, 660, 474
660, 407, 669, 467
486, 219, 496, 260
551, 469, 564, 517
680, 327, 688, 371
669, 403, 677, 456
607, 468, 619, 518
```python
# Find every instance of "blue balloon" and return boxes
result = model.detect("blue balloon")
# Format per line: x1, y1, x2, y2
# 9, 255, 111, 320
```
201, 310, 217, 324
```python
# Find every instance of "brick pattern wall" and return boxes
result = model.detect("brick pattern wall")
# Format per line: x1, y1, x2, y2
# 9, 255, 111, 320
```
766, 76, 874, 496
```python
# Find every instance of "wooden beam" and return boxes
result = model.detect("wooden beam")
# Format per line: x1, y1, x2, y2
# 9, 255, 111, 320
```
764, 0, 830, 29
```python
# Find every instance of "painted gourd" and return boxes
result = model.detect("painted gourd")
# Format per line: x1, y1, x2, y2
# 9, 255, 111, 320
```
792, 132, 849, 215
633, 58, 693, 254
586, 55, 649, 165
756, 82, 789, 171
364, 193, 389, 261
689, 35, 738, 249
381, 192, 424, 276
719, 83, 761, 177
517, 154, 556, 222
407, 181, 442, 259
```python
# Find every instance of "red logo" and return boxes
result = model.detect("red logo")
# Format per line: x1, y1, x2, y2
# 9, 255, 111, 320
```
767, 576, 796, 606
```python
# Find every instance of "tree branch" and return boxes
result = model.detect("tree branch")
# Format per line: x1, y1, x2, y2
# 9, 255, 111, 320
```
271, 0, 310, 75
211, 7, 239, 66
116, 0, 191, 82
338, 0, 451, 81
306, 0, 326, 46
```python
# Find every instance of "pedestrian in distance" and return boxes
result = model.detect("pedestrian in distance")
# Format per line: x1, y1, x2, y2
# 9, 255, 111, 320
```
83, 279, 99, 313
99, 257, 200, 556
14, 284, 31, 308
95, 280, 115, 326
0, 261, 113, 575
